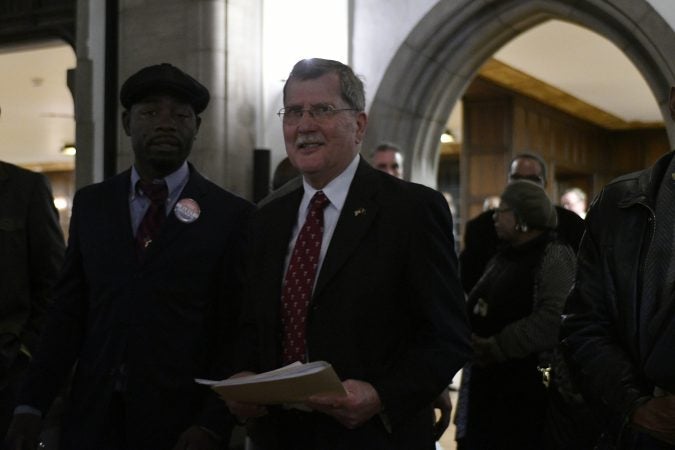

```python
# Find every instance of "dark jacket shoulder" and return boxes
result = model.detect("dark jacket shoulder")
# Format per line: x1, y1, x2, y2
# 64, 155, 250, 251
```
0, 161, 49, 188
592, 150, 673, 213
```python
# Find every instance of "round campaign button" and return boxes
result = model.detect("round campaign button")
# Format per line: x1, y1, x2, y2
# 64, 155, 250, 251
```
174, 198, 201, 223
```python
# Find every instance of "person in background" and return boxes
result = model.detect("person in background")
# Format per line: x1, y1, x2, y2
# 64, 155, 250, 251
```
271, 157, 300, 191
456, 180, 575, 450
5, 63, 253, 450
370, 142, 404, 179
372, 143, 456, 444
0, 105, 65, 438
459, 152, 585, 294
561, 86, 675, 449
560, 187, 588, 219
482, 195, 500, 212
227, 57, 471, 450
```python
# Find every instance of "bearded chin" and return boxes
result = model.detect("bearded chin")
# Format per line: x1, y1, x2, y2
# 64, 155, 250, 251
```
148, 149, 191, 177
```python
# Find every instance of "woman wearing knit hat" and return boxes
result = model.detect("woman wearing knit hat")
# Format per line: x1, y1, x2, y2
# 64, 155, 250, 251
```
455, 180, 579, 450
493, 179, 558, 242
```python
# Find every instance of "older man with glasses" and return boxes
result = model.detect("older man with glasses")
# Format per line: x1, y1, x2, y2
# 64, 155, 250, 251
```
226, 58, 471, 450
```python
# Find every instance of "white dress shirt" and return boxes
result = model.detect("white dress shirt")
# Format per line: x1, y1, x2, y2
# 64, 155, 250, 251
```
283, 154, 360, 284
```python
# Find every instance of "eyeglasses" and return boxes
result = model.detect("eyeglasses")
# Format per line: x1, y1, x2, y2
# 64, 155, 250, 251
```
277, 104, 357, 125
493, 207, 513, 215
509, 174, 544, 184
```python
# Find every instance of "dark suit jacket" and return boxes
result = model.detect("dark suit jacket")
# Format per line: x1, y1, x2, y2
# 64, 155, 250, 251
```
237, 159, 471, 450
459, 205, 585, 293
0, 162, 64, 365
19, 165, 253, 450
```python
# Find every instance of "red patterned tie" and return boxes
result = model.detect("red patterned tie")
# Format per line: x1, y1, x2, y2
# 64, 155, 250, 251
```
136, 179, 168, 256
281, 190, 330, 364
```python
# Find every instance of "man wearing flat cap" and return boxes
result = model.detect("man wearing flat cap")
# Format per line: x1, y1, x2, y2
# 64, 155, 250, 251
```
5, 63, 253, 450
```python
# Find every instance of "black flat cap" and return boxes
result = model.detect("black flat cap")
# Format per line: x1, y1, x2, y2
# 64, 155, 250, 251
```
120, 63, 210, 114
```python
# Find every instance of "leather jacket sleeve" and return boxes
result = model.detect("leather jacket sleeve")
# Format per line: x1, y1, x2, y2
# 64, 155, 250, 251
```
561, 187, 652, 443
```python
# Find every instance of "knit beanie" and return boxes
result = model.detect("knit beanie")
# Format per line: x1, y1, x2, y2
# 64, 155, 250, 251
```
500, 180, 557, 230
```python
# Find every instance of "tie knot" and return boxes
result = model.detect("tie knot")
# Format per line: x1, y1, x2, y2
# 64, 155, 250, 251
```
310, 190, 330, 211
137, 180, 168, 204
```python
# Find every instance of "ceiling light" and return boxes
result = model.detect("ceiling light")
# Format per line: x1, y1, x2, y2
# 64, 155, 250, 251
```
440, 129, 455, 144
61, 144, 76, 156
53, 197, 69, 210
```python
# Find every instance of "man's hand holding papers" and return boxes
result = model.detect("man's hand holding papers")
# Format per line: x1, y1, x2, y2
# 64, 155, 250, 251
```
221, 371, 269, 422
197, 361, 349, 422
307, 379, 382, 429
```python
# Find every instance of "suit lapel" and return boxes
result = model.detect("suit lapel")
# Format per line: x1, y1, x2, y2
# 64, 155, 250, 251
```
265, 187, 304, 293
313, 161, 379, 300
108, 170, 139, 267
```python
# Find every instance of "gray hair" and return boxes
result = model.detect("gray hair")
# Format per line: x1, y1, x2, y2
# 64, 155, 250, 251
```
371, 142, 403, 158
283, 58, 365, 112
562, 187, 587, 202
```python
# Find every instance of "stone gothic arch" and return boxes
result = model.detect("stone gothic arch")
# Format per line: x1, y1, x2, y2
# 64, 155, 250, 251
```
364, 0, 675, 186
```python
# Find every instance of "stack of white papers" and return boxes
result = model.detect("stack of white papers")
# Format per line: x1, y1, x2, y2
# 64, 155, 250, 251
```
196, 361, 346, 404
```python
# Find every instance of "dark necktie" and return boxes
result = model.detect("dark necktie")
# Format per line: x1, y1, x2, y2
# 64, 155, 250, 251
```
136, 179, 168, 256
280, 190, 330, 364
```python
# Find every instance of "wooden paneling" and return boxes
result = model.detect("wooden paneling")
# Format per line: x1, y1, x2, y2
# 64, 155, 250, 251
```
642, 130, 671, 166
462, 82, 513, 225
464, 100, 511, 150
512, 95, 607, 175
479, 58, 664, 130
468, 153, 507, 197
608, 129, 670, 173
455, 77, 669, 239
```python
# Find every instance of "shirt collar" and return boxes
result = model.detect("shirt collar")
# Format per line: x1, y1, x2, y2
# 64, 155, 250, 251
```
130, 162, 189, 201
301, 154, 360, 212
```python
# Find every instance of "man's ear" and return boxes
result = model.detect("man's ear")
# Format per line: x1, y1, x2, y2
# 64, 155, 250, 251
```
669, 86, 675, 121
195, 116, 202, 132
122, 110, 131, 137
354, 112, 368, 145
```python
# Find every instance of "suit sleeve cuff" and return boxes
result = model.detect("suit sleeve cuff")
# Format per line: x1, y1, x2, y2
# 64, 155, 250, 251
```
14, 405, 42, 417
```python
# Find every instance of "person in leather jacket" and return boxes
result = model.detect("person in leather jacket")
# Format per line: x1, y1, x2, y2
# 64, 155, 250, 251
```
561, 87, 675, 450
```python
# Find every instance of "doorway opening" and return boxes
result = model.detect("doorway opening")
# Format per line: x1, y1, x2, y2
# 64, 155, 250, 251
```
365, 0, 675, 247
0, 41, 76, 236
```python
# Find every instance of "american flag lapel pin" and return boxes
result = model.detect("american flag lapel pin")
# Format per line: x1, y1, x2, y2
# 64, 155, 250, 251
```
353, 208, 366, 217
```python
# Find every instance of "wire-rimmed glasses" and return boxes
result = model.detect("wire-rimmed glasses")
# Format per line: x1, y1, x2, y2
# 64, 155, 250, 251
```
277, 104, 357, 126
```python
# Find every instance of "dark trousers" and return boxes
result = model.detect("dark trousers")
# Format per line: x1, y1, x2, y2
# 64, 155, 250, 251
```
0, 354, 30, 437
634, 433, 675, 450
100, 393, 128, 450
248, 409, 318, 450
248, 407, 434, 450
59, 392, 127, 450
541, 386, 600, 450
